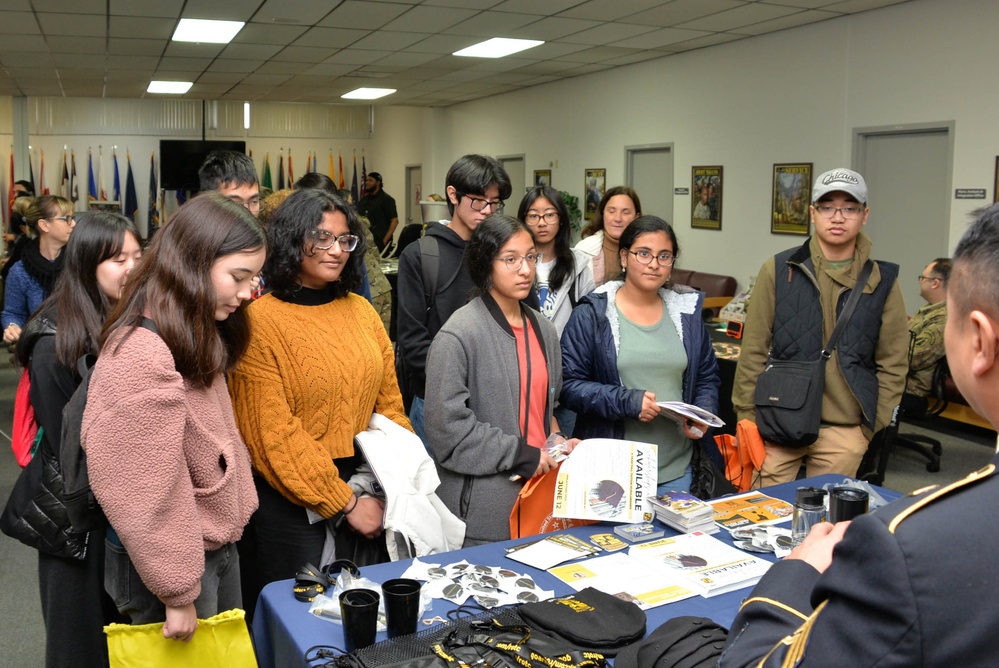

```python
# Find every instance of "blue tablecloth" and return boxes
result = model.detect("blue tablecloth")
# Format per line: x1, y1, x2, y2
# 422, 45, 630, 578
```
251, 475, 899, 668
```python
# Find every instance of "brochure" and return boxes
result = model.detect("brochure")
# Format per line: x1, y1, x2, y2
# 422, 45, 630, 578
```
552, 438, 657, 524
708, 491, 794, 533
628, 532, 772, 597
548, 553, 696, 609
655, 401, 725, 428
505, 534, 599, 570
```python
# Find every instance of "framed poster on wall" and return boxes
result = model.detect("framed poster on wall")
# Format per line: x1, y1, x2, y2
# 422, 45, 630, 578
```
584, 168, 606, 222
771, 163, 812, 235
691, 166, 722, 230
534, 169, 552, 188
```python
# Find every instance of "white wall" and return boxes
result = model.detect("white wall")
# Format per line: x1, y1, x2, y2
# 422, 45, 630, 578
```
371, 0, 999, 292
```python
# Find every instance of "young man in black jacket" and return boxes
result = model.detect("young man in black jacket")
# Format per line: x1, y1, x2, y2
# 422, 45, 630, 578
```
396, 154, 511, 447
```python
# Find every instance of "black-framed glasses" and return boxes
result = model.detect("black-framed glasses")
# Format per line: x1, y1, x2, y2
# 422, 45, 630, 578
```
495, 253, 542, 271
814, 204, 865, 218
306, 230, 358, 251
461, 193, 505, 213
49, 215, 75, 223
524, 211, 559, 225
629, 250, 675, 266
917, 274, 939, 283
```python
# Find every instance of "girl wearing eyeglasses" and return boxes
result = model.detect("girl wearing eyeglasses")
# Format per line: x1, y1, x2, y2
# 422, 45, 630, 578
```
560, 216, 720, 494
425, 215, 574, 546
517, 186, 596, 335
2, 195, 75, 345
228, 188, 411, 611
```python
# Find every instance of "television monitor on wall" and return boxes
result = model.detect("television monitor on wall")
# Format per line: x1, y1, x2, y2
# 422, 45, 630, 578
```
159, 140, 247, 191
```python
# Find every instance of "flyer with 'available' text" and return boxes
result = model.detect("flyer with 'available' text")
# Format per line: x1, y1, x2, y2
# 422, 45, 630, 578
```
552, 438, 657, 524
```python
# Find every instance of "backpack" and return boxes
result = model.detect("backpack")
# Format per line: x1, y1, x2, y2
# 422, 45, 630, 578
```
10, 319, 57, 467
60, 319, 160, 533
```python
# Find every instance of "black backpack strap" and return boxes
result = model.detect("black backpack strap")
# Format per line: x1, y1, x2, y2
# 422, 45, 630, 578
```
419, 235, 440, 310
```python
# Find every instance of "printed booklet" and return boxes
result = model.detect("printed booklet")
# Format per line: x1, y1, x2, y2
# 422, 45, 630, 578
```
628, 531, 772, 597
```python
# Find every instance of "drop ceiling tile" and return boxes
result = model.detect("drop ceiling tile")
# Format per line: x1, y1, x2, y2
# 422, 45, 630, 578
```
732, 9, 840, 35
272, 46, 338, 63
182, 0, 259, 21
294, 26, 371, 49
558, 22, 661, 46
110, 16, 176, 39
208, 59, 265, 73
37, 12, 107, 36
52, 53, 106, 68
349, 30, 427, 51
50, 37, 107, 54
2, 51, 55, 67
221, 42, 285, 60
33, 0, 105, 14
109, 38, 167, 56
382, 5, 479, 32
109, 0, 184, 19
442, 11, 540, 37
610, 27, 712, 49
677, 3, 801, 31
559, 0, 676, 21
620, 0, 747, 27
492, 0, 581, 15
107, 55, 161, 69
822, 0, 909, 11
0, 35, 49, 52
319, 1, 413, 29
0, 11, 38, 35
408, 34, 482, 54
375, 50, 441, 67
234, 23, 309, 46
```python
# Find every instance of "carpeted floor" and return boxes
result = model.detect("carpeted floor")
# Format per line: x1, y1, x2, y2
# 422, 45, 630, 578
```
0, 355, 994, 665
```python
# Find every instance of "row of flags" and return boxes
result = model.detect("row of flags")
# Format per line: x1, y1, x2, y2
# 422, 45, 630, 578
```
259, 149, 367, 202
6, 148, 161, 231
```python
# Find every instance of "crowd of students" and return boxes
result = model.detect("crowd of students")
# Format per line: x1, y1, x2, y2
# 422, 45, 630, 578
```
15, 149, 988, 666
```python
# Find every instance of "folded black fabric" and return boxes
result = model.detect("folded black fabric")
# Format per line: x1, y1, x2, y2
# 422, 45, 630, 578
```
518, 587, 646, 656
614, 616, 727, 668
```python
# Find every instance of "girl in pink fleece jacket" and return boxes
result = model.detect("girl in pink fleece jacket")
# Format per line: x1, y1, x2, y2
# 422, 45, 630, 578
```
82, 193, 266, 642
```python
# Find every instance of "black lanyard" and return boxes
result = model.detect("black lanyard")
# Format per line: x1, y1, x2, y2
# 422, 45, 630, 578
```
520, 306, 532, 442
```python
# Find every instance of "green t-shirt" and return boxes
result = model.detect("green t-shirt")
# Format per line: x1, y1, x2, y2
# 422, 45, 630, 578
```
616, 305, 691, 483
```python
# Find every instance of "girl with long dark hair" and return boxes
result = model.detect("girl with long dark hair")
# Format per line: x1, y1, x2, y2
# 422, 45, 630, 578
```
517, 186, 595, 334
12, 212, 141, 667
82, 193, 266, 641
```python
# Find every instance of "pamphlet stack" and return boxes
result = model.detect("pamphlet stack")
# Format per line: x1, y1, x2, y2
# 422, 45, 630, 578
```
649, 491, 718, 534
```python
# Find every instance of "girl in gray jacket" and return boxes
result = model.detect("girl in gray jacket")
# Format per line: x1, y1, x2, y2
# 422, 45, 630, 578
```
425, 215, 572, 546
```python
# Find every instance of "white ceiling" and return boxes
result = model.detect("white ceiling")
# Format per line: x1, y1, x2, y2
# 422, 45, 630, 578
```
0, 0, 911, 107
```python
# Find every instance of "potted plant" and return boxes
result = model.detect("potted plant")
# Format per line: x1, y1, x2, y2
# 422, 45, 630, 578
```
560, 190, 582, 243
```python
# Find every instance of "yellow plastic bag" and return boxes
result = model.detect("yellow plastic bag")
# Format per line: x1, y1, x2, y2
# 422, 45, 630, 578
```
105, 608, 258, 668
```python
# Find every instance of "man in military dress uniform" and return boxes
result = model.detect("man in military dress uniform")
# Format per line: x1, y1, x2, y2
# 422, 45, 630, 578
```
720, 203, 999, 667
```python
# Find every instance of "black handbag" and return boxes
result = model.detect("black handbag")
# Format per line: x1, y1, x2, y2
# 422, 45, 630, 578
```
690, 443, 737, 500
753, 261, 873, 448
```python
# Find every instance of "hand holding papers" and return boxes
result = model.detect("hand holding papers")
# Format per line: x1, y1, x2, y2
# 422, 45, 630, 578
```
655, 401, 724, 429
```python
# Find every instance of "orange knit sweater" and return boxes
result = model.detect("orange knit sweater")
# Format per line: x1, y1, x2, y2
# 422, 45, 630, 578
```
229, 292, 411, 518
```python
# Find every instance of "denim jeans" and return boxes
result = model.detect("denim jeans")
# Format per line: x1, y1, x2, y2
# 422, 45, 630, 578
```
656, 465, 694, 496
409, 395, 432, 456
104, 537, 241, 624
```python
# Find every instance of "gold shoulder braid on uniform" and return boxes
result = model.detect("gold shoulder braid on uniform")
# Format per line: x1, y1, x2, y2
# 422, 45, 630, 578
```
780, 600, 829, 668
738, 597, 810, 621
888, 464, 996, 534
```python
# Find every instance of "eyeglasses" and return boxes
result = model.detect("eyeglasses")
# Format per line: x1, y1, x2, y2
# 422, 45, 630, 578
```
629, 250, 675, 266
814, 205, 865, 219
461, 193, 505, 213
495, 253, 542, 271
306, 229, 358, 252
48, 215, 74, 223
524, 211, 559, 225
917, 275, 940, 283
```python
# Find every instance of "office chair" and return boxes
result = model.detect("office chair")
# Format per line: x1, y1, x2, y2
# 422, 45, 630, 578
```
894, 356, 949, 473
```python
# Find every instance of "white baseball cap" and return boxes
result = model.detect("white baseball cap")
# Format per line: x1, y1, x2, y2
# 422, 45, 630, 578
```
812, 168, 868, 204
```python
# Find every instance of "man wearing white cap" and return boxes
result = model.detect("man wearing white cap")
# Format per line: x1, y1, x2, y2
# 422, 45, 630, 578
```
733, 168, 908, 484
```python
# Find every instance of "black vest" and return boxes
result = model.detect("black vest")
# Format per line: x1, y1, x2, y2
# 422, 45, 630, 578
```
771, 240, 899, 429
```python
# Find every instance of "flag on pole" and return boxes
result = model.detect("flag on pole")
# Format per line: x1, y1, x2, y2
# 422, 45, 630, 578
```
98, 147, 107, 201
361, 152, 367, 191
277, 151, 285, 190
338, 152, 345, 189
60, 150, 69, 199
71, 150, 78, 203
112, 148, 121, 203
288, 149, 294, 185
124, 151, 138, 222
40, 151, 49, 195
88, 149, 98, 203
350, 151, 359, 202
8, 151, 15, 231
262, 153, 272, 191
148, 152, 160, 230
329, 150, 334, 181
311, 151, 317, 173
28, 154, 35, 195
